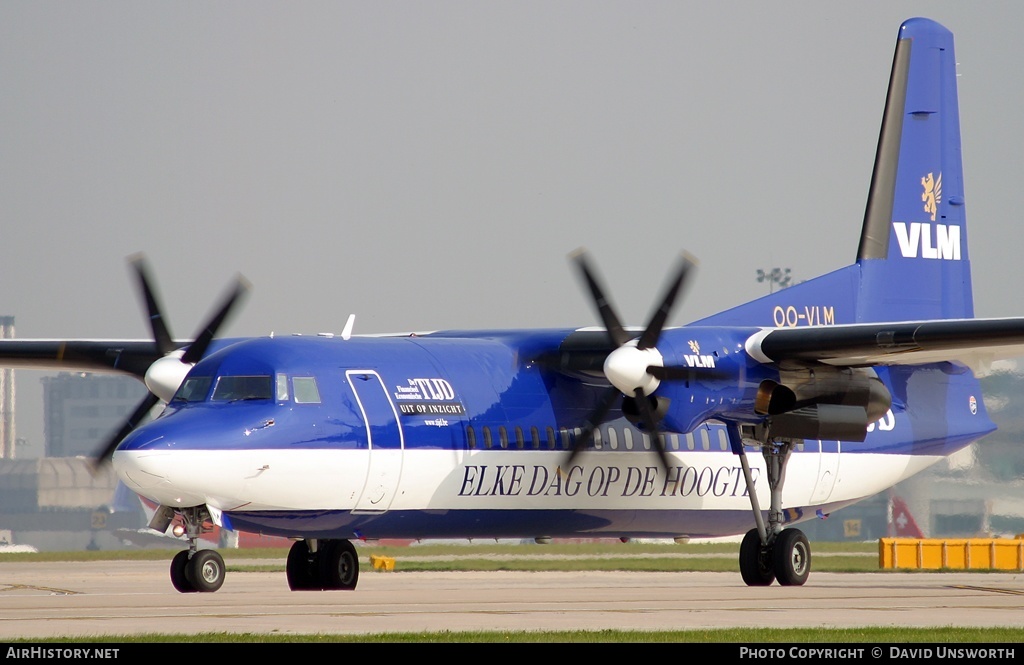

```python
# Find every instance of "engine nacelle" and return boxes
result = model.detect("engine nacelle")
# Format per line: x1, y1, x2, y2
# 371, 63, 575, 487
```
765, 404, 871, 441
754, 366, 892, 441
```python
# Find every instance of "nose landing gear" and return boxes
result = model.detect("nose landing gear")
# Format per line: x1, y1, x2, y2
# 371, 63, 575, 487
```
170, 547, 226, 593
165, 506, 226, 593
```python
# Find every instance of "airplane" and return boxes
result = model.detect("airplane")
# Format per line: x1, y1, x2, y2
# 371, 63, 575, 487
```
887, 492, 925, 540
2, 16, 1022, 593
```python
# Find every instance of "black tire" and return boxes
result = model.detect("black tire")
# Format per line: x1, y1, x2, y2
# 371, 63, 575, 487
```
186, 549, 226, 593
739, 528, 775, 586
320, 539, 360, 590
773, 528, 811, 586
286, 540, 320, 590
170, 549, 196, 593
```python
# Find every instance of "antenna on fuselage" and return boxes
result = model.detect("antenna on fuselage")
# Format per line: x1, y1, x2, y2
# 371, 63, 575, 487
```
342, 314, 355, 340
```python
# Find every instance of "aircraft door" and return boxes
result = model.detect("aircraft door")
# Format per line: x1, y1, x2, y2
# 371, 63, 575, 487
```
347, 370, 404, 513
809, 439, 840, 503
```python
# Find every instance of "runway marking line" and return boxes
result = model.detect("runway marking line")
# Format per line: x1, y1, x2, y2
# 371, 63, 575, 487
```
0, 584, 80, 595
952, 585, 1024, 596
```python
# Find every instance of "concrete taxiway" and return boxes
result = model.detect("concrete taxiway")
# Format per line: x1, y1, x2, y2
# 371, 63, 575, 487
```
1, 560, 1023, 639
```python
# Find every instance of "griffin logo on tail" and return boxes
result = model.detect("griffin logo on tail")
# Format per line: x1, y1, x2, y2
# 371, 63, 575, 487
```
922, 172, 942, 221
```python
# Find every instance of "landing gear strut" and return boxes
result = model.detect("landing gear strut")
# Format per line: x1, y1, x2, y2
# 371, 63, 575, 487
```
165, 506, 226, 593
729, 424, 812, 586
286, 538, 360, 591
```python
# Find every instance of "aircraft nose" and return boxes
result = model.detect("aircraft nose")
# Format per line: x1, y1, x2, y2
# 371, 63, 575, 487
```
111, 425, 208, 506
113, 448, 169, 491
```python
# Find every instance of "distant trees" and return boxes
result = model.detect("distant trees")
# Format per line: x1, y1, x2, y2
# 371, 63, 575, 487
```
978, 369, 1024, 482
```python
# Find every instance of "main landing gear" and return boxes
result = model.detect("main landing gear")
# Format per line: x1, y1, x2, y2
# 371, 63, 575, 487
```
729, 424, 812, 586
286, 538, 360, 591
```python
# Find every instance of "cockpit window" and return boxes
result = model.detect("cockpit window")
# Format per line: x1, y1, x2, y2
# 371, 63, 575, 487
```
211, 375, 273, 402
293, 377, 321, 404
172, 376, 212, 403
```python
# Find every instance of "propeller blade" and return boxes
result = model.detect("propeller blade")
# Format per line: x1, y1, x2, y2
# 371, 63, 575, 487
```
181, 275, 250, 365
563, 248, 697, 470
129, 254, 175, 356
636, 252, 696, 350
92, 256, 253, 472
91, 391, 161, 472
571, 248, 632, 348
647, 364, 730, 382
633, 388, 672, 472
646, 365, 688, 381
565, 385, 620, 469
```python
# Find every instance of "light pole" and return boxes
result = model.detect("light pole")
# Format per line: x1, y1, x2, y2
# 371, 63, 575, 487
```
756, 267, 792, 293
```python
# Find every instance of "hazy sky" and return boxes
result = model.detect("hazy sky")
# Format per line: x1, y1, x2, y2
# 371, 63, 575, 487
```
3, 2, 1024, 457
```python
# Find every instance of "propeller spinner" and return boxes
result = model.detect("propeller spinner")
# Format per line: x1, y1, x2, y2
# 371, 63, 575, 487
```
91, 255, 249, 470
566, 248, 698, 471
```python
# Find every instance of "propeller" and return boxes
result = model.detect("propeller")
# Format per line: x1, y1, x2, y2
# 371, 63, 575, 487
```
91, 255, 250, 471
565, 248, 698, 471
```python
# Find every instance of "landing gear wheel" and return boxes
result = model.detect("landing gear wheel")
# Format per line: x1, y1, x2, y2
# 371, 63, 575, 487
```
320, 540, 360, 590
186, 549, 226, 592
773, 528, 811, 586
170, 549, 197, 593
739, 528, 775, 586
287, 540, 320, 590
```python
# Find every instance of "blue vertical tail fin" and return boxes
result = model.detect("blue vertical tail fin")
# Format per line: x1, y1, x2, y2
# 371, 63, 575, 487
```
695, 17, 972, 328
856, 17, 972, 322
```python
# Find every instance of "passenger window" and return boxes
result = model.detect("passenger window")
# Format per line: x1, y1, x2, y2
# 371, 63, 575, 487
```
546, 427, 556, 450
466, 425, 476, 450
483, 427, 493, 449
293, 377, 321, 404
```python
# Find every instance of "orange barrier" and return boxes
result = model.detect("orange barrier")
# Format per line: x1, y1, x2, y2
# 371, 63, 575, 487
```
878, 537, 1024, 570
369, 554, 396, 571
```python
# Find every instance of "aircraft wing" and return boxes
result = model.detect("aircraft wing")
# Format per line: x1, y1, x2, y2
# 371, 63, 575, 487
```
0, 339, 187, 378
745, 317, 1024, 373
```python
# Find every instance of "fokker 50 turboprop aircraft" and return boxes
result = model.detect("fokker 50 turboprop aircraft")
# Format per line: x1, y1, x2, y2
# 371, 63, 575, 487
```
3, 17, 1023, 593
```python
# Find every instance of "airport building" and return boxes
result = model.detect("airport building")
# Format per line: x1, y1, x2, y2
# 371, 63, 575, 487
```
41, 372, 148, 458
0, 370, 149, 551
0, 316, 14, 459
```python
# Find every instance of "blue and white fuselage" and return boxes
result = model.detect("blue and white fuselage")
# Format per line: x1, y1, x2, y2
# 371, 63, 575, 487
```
113, 328, 992, 541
